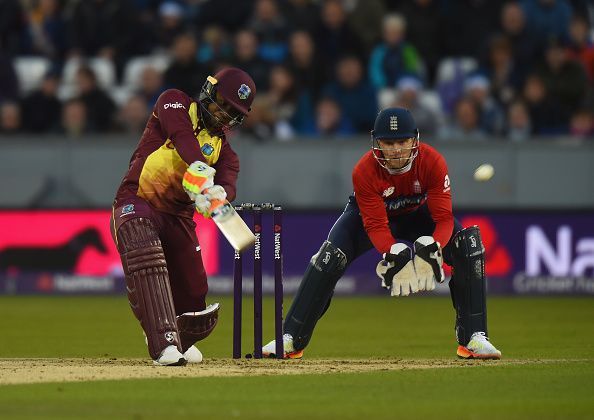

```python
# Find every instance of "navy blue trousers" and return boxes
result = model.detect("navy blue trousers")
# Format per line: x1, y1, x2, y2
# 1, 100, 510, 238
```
328, 196, 462, 266
284, 196, 467, 349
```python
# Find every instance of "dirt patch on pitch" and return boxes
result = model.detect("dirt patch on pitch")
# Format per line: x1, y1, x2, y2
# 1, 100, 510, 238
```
0, 358, 567, 385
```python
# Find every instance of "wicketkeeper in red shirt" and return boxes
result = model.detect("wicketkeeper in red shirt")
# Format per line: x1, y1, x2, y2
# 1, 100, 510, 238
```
263, 107, 502, 360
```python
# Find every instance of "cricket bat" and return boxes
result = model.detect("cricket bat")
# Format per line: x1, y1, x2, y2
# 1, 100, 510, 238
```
208, 198, 255, 252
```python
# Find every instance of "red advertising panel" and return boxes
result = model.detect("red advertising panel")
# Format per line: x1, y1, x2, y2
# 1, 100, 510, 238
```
0, 211, 219, 276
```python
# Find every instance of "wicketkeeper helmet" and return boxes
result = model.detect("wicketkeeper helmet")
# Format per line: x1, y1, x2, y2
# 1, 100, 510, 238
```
371, 107, 420, 174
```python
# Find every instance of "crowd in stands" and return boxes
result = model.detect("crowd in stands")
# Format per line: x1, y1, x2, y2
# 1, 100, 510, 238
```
1, 0, 594, 141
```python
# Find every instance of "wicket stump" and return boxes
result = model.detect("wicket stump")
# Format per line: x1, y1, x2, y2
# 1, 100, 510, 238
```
232, 203, 284, 359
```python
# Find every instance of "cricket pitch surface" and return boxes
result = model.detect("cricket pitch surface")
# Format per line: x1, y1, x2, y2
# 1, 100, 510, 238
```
0, 357, 571, 385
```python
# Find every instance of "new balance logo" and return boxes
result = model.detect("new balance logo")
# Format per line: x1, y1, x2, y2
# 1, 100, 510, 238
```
382, 186, 395, 197
164, 102, 185, 109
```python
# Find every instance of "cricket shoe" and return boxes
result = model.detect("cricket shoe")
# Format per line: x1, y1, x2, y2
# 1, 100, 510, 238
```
153, 345, 187, 366
457, 332, 502, 360
262, 333, 304, 359
183, 345, 203, 363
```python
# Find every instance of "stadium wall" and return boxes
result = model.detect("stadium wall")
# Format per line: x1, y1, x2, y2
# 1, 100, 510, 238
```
0, 136, 592, 209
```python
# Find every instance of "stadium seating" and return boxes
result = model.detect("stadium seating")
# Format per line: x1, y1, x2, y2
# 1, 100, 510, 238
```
12, 56, 52, 94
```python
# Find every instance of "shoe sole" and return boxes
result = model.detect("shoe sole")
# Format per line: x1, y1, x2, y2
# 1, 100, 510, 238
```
153, 357, 187, 366
457, 345, 501, 360
262, 350, 304, 359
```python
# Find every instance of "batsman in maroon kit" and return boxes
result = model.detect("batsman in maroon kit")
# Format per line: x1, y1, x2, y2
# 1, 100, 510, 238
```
263, 107, 502, 360
110, 68, 256, 365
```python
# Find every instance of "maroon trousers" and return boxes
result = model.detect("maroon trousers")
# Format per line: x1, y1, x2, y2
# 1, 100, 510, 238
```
110, 196, 208, 314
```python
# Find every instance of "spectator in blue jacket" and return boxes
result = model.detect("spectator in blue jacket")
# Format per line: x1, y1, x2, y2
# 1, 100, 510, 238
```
520, 0, 573, 51
322, 55, 377, 133
309, 97, 355, 137
369, 14, 422, 89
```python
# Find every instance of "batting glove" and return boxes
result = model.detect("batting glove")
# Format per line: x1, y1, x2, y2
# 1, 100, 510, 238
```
376, 243, 419, 297
204, 185, 227, 202
183, 161, 215, 201
194, 194, 212, 218
194, 185, 227, 218
413, 236, 445, 291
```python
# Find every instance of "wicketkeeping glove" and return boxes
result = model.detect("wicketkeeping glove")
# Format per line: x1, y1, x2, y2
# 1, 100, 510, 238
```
375, 243, 419, 297
413, 236, 445, 291
182, 161, 216, 201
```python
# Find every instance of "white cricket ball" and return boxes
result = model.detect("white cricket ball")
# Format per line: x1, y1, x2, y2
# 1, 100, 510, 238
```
474, 163, 494, 182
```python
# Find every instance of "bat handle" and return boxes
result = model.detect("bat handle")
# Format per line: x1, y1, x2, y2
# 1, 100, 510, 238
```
208, 198, 226, 214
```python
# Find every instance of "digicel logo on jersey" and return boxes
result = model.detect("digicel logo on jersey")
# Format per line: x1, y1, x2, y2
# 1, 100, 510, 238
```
164, 102, 185, 109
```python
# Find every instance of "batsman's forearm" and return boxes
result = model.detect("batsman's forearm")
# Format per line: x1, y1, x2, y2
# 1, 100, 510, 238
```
213, 168, 238, 202
213, 144, 239, 202
215, 182, 236, 202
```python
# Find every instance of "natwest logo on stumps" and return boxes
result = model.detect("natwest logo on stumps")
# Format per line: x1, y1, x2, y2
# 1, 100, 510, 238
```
164, 102, 186, 109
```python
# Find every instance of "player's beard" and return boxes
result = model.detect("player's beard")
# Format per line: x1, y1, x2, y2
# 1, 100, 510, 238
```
204, 113, 225, 136
199, 104, 227, 137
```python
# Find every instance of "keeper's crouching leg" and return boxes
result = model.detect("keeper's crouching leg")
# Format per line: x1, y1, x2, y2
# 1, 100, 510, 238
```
449, 226, 488, 346
284, 241, 348, 351
116, 218, 183, 360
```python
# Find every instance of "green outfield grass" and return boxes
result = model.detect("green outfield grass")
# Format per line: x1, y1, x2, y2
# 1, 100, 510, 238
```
1, 295, 593, 419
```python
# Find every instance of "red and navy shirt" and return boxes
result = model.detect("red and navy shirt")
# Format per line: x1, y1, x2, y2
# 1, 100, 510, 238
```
352, 143, 453, 254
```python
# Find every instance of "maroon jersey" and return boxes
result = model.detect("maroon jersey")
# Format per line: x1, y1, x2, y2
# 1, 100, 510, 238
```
115, 89, 240, 218
352, 143, 453, 254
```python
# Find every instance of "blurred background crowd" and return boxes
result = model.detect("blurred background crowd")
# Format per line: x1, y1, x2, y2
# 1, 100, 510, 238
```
1, 0, 594, 141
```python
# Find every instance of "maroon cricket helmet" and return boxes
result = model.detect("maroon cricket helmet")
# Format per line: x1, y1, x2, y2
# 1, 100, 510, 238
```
213, 67, 256, 115
198, 67, 256, 136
